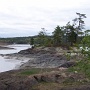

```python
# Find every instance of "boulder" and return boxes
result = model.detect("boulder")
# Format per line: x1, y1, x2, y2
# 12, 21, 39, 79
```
59, 61, 76, 68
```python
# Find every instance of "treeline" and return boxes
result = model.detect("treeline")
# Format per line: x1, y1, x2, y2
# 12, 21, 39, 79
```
0, 37, 31, 44
31, 13, 89, 48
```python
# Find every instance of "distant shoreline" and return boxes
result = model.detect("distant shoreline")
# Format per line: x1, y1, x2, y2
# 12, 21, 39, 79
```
0, 46, 14, 50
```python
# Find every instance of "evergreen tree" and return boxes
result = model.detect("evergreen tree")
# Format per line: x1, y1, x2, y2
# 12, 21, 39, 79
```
37, 28, 49, 46
64, 22, 77, 46
52, 26, 63, 46
73, 12, 86, 35
30, 37, 34, 45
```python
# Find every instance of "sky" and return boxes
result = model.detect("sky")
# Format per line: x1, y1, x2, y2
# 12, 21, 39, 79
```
0, 0, 90, 37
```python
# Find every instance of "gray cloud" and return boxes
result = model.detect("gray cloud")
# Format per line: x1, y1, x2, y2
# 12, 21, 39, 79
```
0, 0, 90, 37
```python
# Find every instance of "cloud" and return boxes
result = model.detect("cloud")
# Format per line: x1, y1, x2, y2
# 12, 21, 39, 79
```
0, 0, 90, 37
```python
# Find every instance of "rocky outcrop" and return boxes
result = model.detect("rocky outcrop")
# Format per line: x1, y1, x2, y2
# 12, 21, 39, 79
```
19, 53, 67, 69
0, 70, 38, 90
18, 47, 56, 55
59, 61, 76, 68
0, 69, 89, 90
4, 47, 78, 69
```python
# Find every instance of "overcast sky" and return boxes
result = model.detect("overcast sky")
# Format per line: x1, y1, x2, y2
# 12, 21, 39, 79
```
0, 0, 90, 37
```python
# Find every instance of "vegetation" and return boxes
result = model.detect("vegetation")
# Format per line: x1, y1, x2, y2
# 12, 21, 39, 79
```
34, 12, 87, 47
64, 22, 77, 46
30, 37, 34, 45
20, 69, 40, 75
52, 26, 63, 46
36, 28, 47, 46
0, 37, 31, 44
69, 29, 90, 78
35, 28, 53, 47
19, 68, 57, 75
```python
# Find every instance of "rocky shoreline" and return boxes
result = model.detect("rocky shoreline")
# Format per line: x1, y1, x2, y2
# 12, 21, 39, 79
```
0, 47, 89, 90
3, 47, 76, 69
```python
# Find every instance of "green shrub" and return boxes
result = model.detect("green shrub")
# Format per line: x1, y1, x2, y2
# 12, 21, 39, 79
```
69, 59, 90, 78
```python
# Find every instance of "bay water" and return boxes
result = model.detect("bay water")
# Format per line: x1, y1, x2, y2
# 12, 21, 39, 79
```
0, 44, 30, 72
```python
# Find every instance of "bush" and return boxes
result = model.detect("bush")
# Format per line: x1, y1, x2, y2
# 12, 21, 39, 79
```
69, 59, 90, 78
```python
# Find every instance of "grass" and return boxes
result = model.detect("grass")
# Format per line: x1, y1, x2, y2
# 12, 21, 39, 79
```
19, 68, 58, 76
20, 69, 39, 75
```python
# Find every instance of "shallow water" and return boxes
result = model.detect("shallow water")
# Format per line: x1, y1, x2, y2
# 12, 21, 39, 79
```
0, 44, 30, 54
0, 44, 30, 72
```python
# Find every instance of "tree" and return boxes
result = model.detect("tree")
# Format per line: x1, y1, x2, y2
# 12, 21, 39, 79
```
73, 12, 86, 35
52, 26, 63, 46
30, 37, 35, 48
30, 37, 34, 45
37, 28, 51, 46
64, 22, 77, 46
37, 29, 46, 46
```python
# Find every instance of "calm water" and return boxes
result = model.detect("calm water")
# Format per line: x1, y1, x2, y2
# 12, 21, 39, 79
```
0, 44, 31, 72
